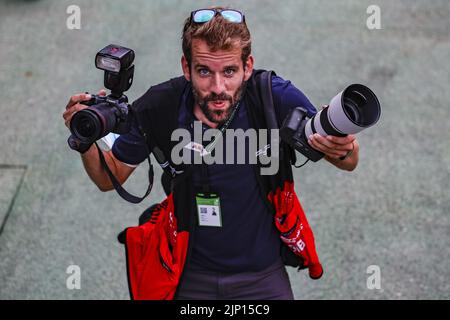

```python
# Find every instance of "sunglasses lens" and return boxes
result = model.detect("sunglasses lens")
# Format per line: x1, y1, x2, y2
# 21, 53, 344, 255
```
221, 10, 243, 23
193, 10, 215, 23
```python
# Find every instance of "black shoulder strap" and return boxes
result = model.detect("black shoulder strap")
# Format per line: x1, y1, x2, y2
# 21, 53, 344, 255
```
123, 75, 188, 179
258, 70, 278, 130
258, 70, 283, 160
258, 70, 298, 165
133, 76, 189, 171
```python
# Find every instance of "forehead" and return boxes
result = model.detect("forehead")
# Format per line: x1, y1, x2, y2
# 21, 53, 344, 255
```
191, 39, 242, 69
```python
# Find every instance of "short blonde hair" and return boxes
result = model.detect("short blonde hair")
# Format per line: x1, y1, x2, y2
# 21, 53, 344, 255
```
182, 7, 252, 68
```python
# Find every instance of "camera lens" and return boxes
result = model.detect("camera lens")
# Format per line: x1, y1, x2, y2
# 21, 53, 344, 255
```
78, 117, 96, 137
343, 97, 360, 123
342, 85, 380, 128
304, 84, 380, 139
70, 109, 103, 145
70, 102, 120, 145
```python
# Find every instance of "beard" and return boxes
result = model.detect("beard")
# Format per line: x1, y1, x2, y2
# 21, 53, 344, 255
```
191, 77, 247, 126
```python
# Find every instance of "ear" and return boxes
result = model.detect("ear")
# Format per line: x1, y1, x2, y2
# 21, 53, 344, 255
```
243, 55, 254, 81
181, 55, 191, 81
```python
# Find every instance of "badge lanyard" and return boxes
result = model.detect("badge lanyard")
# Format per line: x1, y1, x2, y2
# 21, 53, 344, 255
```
195, 102, 241, 227
200, 101, 241, 193
196, 157, 222, 227
204, 102, 241, 154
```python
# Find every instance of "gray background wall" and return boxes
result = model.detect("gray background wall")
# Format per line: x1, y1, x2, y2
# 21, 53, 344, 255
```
0, 0, 448, 299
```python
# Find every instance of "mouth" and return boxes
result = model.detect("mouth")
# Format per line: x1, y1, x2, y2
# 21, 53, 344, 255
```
209, 100, 228, 109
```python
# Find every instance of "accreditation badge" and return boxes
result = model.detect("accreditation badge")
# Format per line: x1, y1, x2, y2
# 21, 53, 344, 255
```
195, 193, 222, 227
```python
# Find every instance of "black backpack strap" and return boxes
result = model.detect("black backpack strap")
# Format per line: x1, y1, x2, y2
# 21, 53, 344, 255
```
133, 76, 189, 174
252, 71, 304, 269
257, 70, 283, 160
258, 70, 278, 130
246, 69, 297, 191
256, 70, 298, 165
133, 76, 197, 196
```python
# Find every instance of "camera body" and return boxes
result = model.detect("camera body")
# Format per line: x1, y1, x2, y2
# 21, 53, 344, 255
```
280, 84, 381, 162
280, 107, 325, 162
68, 44, 135, 152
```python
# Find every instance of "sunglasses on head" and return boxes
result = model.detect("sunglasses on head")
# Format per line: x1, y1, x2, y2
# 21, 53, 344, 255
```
190, 8, 245, 24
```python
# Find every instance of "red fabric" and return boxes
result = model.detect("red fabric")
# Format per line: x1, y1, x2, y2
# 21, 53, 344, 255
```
124, 194, 189, 300
124, 182, 322, 300
268, 181, 323, 279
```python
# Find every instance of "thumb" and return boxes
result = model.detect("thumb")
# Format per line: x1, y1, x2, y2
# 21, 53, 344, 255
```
98, 89, 107, 96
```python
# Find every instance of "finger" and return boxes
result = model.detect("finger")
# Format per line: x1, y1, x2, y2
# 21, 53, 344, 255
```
326, 134, 356, 146
71, 103, 89, 114
326, 154, 344, 160
63, 103, 80, 119
310, 141, 346, 159
308, 136, 347, 158
310, 134, 350, 152
310, 134, 336, 149
62, 109, 70, 120
64, 102, 88, 116
66, 93, 91, 110
63, 108, 75, 121
98, 89, 107, 96
63, 103, 88, 122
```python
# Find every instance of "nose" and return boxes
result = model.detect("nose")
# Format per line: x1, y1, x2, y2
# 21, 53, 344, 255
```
210, 73, 226, 95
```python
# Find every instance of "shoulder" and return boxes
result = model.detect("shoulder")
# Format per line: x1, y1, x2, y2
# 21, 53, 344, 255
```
132, 76, 189, 114
270, 73, 317, 120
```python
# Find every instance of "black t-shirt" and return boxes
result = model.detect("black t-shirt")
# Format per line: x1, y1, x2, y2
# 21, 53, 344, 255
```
112, 75, 317, 273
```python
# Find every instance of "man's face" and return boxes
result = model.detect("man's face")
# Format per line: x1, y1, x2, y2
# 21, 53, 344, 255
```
182, 39, 253, 125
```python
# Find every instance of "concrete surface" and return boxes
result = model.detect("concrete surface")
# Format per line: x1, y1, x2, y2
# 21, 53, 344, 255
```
0, 0, 449, 299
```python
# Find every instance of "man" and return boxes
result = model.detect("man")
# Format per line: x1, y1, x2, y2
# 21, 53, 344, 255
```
63, 7, 359, 300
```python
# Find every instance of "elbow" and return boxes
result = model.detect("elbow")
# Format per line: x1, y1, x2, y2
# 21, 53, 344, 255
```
97, 183, 114, 192
97, 176, 126, 192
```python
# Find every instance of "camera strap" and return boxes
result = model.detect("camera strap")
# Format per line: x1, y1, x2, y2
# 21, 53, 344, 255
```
94, 142, 154, 204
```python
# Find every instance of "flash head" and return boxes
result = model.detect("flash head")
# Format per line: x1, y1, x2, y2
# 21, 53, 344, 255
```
95, 44, 135, 73
93, 44, 135, 97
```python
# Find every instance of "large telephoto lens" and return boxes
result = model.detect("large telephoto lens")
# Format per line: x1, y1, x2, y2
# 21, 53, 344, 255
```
70, 103, 117, 145
304, 84, 381, 138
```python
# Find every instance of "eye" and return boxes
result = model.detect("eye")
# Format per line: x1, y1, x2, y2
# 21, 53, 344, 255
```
198, 68, 210, 76
224, 68, 236, 77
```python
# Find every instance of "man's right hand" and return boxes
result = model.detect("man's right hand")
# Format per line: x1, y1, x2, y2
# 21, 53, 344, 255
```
62, 89, 136, 190
62, 89, 106, 129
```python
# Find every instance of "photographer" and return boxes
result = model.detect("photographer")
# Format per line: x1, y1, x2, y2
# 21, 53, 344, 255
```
63, 7, 359, 300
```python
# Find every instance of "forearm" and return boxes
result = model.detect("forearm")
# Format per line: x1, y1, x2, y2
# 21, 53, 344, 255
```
325, 140, 359, 171
80, 144, 115, 191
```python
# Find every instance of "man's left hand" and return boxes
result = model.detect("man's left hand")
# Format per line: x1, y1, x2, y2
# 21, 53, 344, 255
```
308, 133, 355, 160
308, 133, 359, 171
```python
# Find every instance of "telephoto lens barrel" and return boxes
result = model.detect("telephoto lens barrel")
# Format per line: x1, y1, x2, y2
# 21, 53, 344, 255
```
304, 84, 381, 138
280, 84, 381, 162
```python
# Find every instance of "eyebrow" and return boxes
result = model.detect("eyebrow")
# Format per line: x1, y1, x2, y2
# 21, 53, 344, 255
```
194, 64, 240, 70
